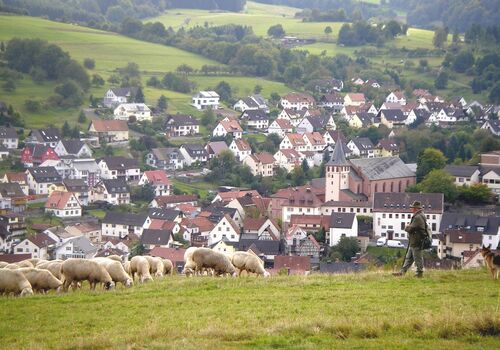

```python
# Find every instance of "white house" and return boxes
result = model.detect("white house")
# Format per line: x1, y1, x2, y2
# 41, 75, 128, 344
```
90, 179, 130, 206
386, 91, 407, 105
114, 103, 152, 122
279, 133, 307, 152
44, 191, 82, 218
280, 92, 315, 111
54, 235, 98, 260
12, 233, 56, 259
243, 152, 275, 177
26, 167, 63, 195
229, 139, 252, 162
101, 212, 148, 238
481, 119, 500, 136
0, 127, 19, 149
53, 140, 92, 158
268, 118, 293, 138
103, 87, 137, 108
208, 214, 240, 246
328, 212, 358, 246
98, 156, 140, 182
179, 144, 208, 166
212, 119, 243, 139
274, 149, 303, 173
138, 170, 171, 197
240, 109, 269, 130
191, 91, 220, 110
347, 137, 376, 158
233, 95, 268, 112
344, 93, 366, 107
443, 165, 481, 187
482, 168, 500, 198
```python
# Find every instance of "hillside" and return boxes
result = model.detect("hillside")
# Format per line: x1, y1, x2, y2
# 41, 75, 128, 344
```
0, 270, 498, 349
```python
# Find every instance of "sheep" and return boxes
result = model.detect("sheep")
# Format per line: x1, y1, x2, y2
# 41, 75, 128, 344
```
143, 256, 164, 278
61, 258, 114, 291
3, 263, 21, 269
17, 260, 35, 268
231, 251, 270, 277
36, 261, 63, 280
162, 258, 174, 276
17, 268, 63, 293
123, 260, 131, 275
129, 256, 153, 283
105, 255, 123, 263
0, 262, 10, 268
0, 269, 33, 296
191, 248, 236, 277
27, 258, 45, 266
92, 258, 133, 288
182, 247, 198, 276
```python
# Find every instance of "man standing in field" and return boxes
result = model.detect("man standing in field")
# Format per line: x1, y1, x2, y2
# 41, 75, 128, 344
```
393, 201, 427, 278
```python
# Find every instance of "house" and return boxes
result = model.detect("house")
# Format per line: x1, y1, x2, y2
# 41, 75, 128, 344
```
226, 193, 270, 222
365, 79, 381, 88
103, 87, 138, 107
278, 108, 309, 127
90, 179, 130, 205
347, 137, 376, 158
297, 115, 336, 134
274, 255, 311, 274
151, 194, 198, 209
373, 193, 444, 242
407, 109, 432, 126
0, 145, 9, 159
13, 233, 56, 259
443, 165, 481, 187
212, 189, 260, 204
233, 95, 268, 112
481, 119, 500, 136
317, 93, 344, 112
344, 93, 366, 107
281, 187, 323, 224
0, 127, 18, 149
65, 222, 101, 244
328, 212, 358, 246
283, 225, 308, 252
212, 119, 243, 139
309, 78, 343, 93
274, 149, 303, 173
146, 147, 184, 170
26, 167, 63, 195
54, 235, 98, 260
21, 144, 59, 167
1, 172, 29, 196
241, 217, 280, 241
139, 170, 171, 197
163, 114, 200, 137
229, 139, 252, 162
69, 159, 100, 187
243, 152, 275, 177
114, 103, 152, 122
207, 214, 240, 246
296, 235, 321, 258
240, 109, 269, 130
351, 77, 365, 86
379, 109, 408, 129
279, 133, 307, 152
481, 168, 500, 199
461, 249, 485, 269
180, 217, 215, 245
26, 128, 61, 147
302, 132, 326, 153
0, 183, 27, 213
179, 144, 208, 166
141, 229, 174, 250
205, 141, 229, 160
88, 120, 129, 144
433, 108, 468, 126
149, 247, 187, 272
323, 130, 347, 146
267, 118, 294, 138
280, 92, 315, 110
44, 191, 82, 218
101, 212, 148, 238
98, 156, 140, 182
53, 140, 92, 158
377, 139, 400, 157
191, 91, 220, 110
147, 207, 184, 224
386, 91, 406, 105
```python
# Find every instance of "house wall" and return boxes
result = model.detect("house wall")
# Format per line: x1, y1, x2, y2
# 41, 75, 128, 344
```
328, 219, 358, 246
373, 212, 442, 240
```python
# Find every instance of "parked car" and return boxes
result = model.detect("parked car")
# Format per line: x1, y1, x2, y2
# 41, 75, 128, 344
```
387, 240, 405, 248
376, 237, 387, 247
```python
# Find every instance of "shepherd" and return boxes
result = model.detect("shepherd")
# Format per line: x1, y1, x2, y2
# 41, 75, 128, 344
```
393, 200, 428, 278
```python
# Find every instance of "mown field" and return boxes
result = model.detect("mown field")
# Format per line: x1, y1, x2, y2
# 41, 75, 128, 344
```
0, 269, 498, 349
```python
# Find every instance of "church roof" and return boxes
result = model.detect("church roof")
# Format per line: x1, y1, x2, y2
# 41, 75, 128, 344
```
327, 136, 349, 166
349, 157, 415, 180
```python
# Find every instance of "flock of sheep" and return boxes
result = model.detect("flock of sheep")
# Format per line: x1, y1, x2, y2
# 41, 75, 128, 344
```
0, 247, 269, 297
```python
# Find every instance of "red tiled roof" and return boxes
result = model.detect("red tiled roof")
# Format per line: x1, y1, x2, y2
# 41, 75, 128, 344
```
243, 217, 268, 231
91, 119, 128, 132
282, 92, 315, 104
234, 139, 251, 151
303, 132, 325, 145
216, 190, 260, 202
274, 255, 311, 271
144, 170, 170, 186
154, 195, 198, 206
290, 215, 330, 230
44, 191, 75, 210
149, 247, 186, 263
0, 253, 32, 263
4, 172, 27, 183
286, 133, 306, 147
346, 93, 366, 102
220, 119, 243, 133
251, 152, 275, 165
27, 233, 56, 248
275, 119, 293, 129
181, 217, 215, 233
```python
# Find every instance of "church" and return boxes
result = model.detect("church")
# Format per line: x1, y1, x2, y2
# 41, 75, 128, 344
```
325, 139, 416, 203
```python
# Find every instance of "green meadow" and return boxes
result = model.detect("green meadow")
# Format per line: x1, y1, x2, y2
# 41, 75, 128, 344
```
0, 269, 498, 349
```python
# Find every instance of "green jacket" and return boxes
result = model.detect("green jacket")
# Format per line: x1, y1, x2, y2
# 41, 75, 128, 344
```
405, 210, 427, 248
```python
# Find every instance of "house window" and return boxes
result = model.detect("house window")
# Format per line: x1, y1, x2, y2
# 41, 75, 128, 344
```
389, 214, 392, 219
382, 214, 386, 218
66, 246, 71, 251
395, 214, 399, 219
401, 222, 405, 230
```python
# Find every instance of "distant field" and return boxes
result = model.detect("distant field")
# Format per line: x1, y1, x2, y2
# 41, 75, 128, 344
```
0, 270, 498, 349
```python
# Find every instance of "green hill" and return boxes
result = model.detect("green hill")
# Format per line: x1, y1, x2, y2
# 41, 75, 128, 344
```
0, 269, 498, 349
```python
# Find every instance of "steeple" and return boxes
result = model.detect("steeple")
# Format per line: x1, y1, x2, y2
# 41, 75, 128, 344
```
327, 137, 349, 166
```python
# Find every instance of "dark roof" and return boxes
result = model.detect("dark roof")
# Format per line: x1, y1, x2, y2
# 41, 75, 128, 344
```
164, 114, 199, 128
238, 239, 283, 255
110, 87, 138, 97
25, 144, 53, 158
485, 119, 500, 132
0, 127, 17, 139
27, 233, 56, 247
103, 212, 148, 226
439, 213, 500, 235
411, 109, 432, 121
30, 128, 60, 143
446, 230, 483, 244
61, 140, 86, 154
329, 212, 356, 229
327, 136, 348, 166
242, 97, 259, 108
100, 156, 139, 170
0, 253, 32, 263
27, 167, 62, 183
444, 165, 479, 177
320, 93, 344, 103
319, 262, 366, 274
181, 144, 208, 158
0, 183, 25, 198
305, 115, 330, 130
63, 179, 89, 192
148, 208, 181, 221
349, 157, 415, 180
241, 109, 269, 121
378, 139, 399, 151
373, 192, 443, 213
141, 229, 173, 245
356, 112, 374, 126
380, 109, 406, 122
274, 255, 311, 271
350, 137, 374, 151
102, 179, 129, 194
150, 147, 180, 161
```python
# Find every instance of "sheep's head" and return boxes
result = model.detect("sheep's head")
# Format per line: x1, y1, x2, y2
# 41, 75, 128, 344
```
104, 281, 115, 290
263, 271, 271, 278
21, 287, 33, 297
125, 278, 133, 288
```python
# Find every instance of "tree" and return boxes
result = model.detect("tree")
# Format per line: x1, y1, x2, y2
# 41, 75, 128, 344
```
489, 82, 500, 104
61, 121, 71, 138
267, 24, 285, 38
91, 74, 105, 86
330, 236, 360, 262
201, 109, 216, 127
416, 148, 447, 181
130, 241, 145, 258
176, 64, 194, 75
452, 51, 474, 73
324, 26, 333, 37
157, 95, 168, 111
253, 85, 263, 94
2, 80, 16, 92
83, 58, 95, 69
457, 183, 493, 204
434, 71, 448, 89
433, 27, 448, 48
78, 110, 87, 124
301, 159, 310, 174
134, 87, 145, 103
215, 81, 232, 102
419, 169, 457, 203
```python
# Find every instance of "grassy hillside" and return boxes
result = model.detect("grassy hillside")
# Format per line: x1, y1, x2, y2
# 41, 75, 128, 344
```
0, 270, 498, 349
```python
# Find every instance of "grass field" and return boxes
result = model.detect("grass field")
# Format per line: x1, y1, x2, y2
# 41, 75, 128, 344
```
0, 269, 498, 349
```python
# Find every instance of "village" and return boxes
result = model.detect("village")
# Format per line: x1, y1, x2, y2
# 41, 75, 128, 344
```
1, 81, 499, 274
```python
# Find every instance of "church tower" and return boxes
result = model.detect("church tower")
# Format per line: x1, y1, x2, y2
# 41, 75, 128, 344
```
325, 138, 350, 202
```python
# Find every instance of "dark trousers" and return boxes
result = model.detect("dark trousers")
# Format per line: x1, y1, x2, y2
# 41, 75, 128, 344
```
401, 247, 424, 275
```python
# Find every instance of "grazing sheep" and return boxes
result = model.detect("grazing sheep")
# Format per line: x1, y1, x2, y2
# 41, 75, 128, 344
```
61, 259, 114, 291
36, 261, 64, 280
17, 260, 35, 268
192, 248, 236, 277
162, 259, 174, 276
123, 260, 131, 275
17, 268, 63, 293
27, 258, 45, 266
231, 251, 270, 277
144, 256, 164, 277
182, 247, 198, 276
129, 256, 153, 283
93, 258, 133, 288
105, 255, 123, 263
0, 269, 33, 296
3, 263, 21, 269
0, 262, 9, 268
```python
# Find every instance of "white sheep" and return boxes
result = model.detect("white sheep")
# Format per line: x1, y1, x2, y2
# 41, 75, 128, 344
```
123, 260, 131, 275
129, 256, 153, 283
161, 258, 174, 276
0, 269, 33, 296
144, 256, 164, 278
27, 258, 45, 266
105, 255, 123, 263
0, 261, 10, 268
231, 251, 270, 277
16, 260, 35, 268
17, 267, 63, 293
192, 248, 236, 277
3, 263, 21, 269
61, 258, 115, 291
92, 258, 133, 288
182, 247, 198, 276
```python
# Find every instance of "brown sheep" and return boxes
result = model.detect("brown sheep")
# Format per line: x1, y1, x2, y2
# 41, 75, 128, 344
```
61, 259, 114, 291
0, 269, 33, 296
17, 268, 63, 293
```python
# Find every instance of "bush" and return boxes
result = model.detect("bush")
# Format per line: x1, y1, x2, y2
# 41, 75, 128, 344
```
24, 99, 43, 112
83, 58, 95, 69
